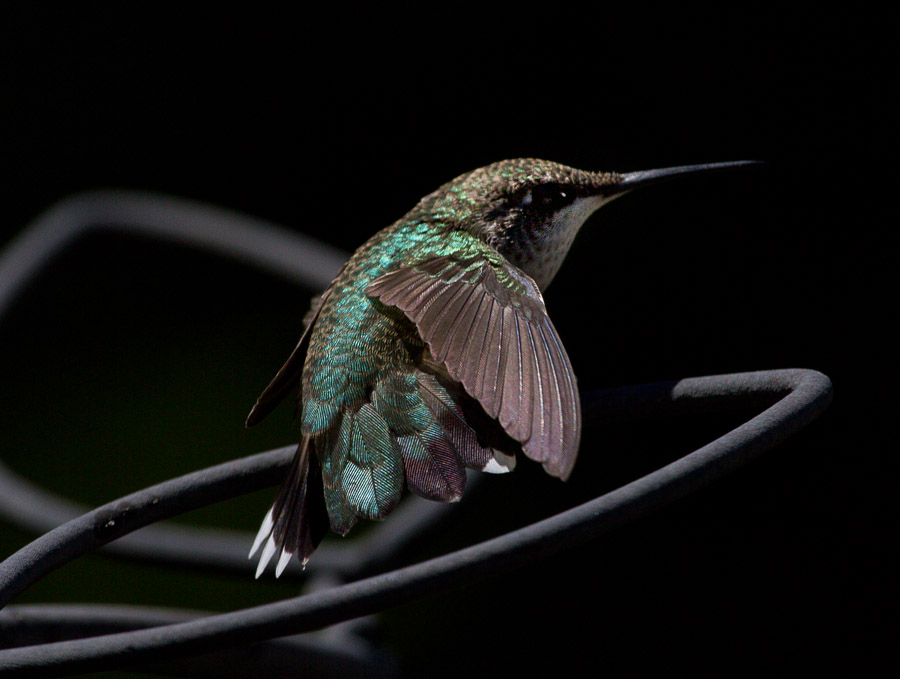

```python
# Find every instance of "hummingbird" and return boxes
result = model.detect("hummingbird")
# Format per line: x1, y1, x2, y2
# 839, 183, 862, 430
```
246, 157, 759, 577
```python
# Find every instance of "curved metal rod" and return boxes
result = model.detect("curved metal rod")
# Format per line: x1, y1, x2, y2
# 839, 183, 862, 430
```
0, 453, 461, 579
0, 605, 395, 679
0, 368, 832, 675
0, 190, 347, 304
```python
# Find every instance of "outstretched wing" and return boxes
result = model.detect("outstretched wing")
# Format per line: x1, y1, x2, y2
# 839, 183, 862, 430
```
245, 288, 332, 427
366, 255, 581, 480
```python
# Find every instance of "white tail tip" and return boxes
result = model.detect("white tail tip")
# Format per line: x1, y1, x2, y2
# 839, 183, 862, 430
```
255, 534, 278, 579
248, 507, 275, 559
275, 548, 293, 578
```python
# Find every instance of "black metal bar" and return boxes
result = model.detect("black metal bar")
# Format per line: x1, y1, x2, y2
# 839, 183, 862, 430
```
0, 605, 395, 679
0, 369, 832, 676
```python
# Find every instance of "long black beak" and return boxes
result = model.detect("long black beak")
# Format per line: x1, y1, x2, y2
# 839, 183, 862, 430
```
612, 160, 764, 195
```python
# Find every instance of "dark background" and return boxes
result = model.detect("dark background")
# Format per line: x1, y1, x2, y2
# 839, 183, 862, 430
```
0, 6, 894, 677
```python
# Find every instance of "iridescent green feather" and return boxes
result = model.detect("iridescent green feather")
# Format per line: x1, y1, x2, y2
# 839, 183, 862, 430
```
300, 221, 499, 526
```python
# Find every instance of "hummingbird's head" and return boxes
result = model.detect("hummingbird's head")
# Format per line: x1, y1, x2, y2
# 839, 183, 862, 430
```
418, 158, 620, 289
469, 159, 621, 290
420, 158, 763, 290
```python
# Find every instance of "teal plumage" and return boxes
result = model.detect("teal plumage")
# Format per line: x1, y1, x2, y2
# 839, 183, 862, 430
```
299, 227, 510, 528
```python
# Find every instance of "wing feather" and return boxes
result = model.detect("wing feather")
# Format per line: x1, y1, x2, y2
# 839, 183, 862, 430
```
398, 427, 465, 501
366, 255, 580, 479
430, 284, 478, 363
417, 373, 492, 470
522, 321, 545, 458
341, 403, 404, 520
389, 271, 442, 310
498, 306, 524, 436
477, 298, 504, 414
445, 286, 484, 368
539, 319, 581, 479
458, 292, 492, 388
246, 287, 333, 427
415, 281, 466, 346
532, 321, 560, 459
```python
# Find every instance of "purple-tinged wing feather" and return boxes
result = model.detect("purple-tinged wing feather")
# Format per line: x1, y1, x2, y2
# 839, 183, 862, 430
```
429, 284, 477, 363
399, 426, 465, 502
477, 298, 504, 415
518, 321, 543, 460
365, 256, 581, 480
458, 293, 492, 389
498, 305, 524, 436
532, 322, 560, 459
415, 282, 466, 345
417, 374, 493, 471
540, 319, 581, 479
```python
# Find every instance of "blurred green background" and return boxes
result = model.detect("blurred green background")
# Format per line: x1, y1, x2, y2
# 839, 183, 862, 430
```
0, 233, 313, 661
1, 6, 893, 677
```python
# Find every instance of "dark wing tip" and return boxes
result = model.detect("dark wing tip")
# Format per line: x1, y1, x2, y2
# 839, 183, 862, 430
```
245, 287, 333, 429
246, 403, 264, 427
544, 455, 576, 482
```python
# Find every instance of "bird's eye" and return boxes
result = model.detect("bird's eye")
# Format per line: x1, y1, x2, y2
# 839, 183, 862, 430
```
513, 184, 575, 212
524, 185, 572, 209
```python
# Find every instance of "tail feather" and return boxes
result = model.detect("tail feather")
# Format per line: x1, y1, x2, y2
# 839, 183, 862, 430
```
250, 437, 328, 577
251, 365, 523, 576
